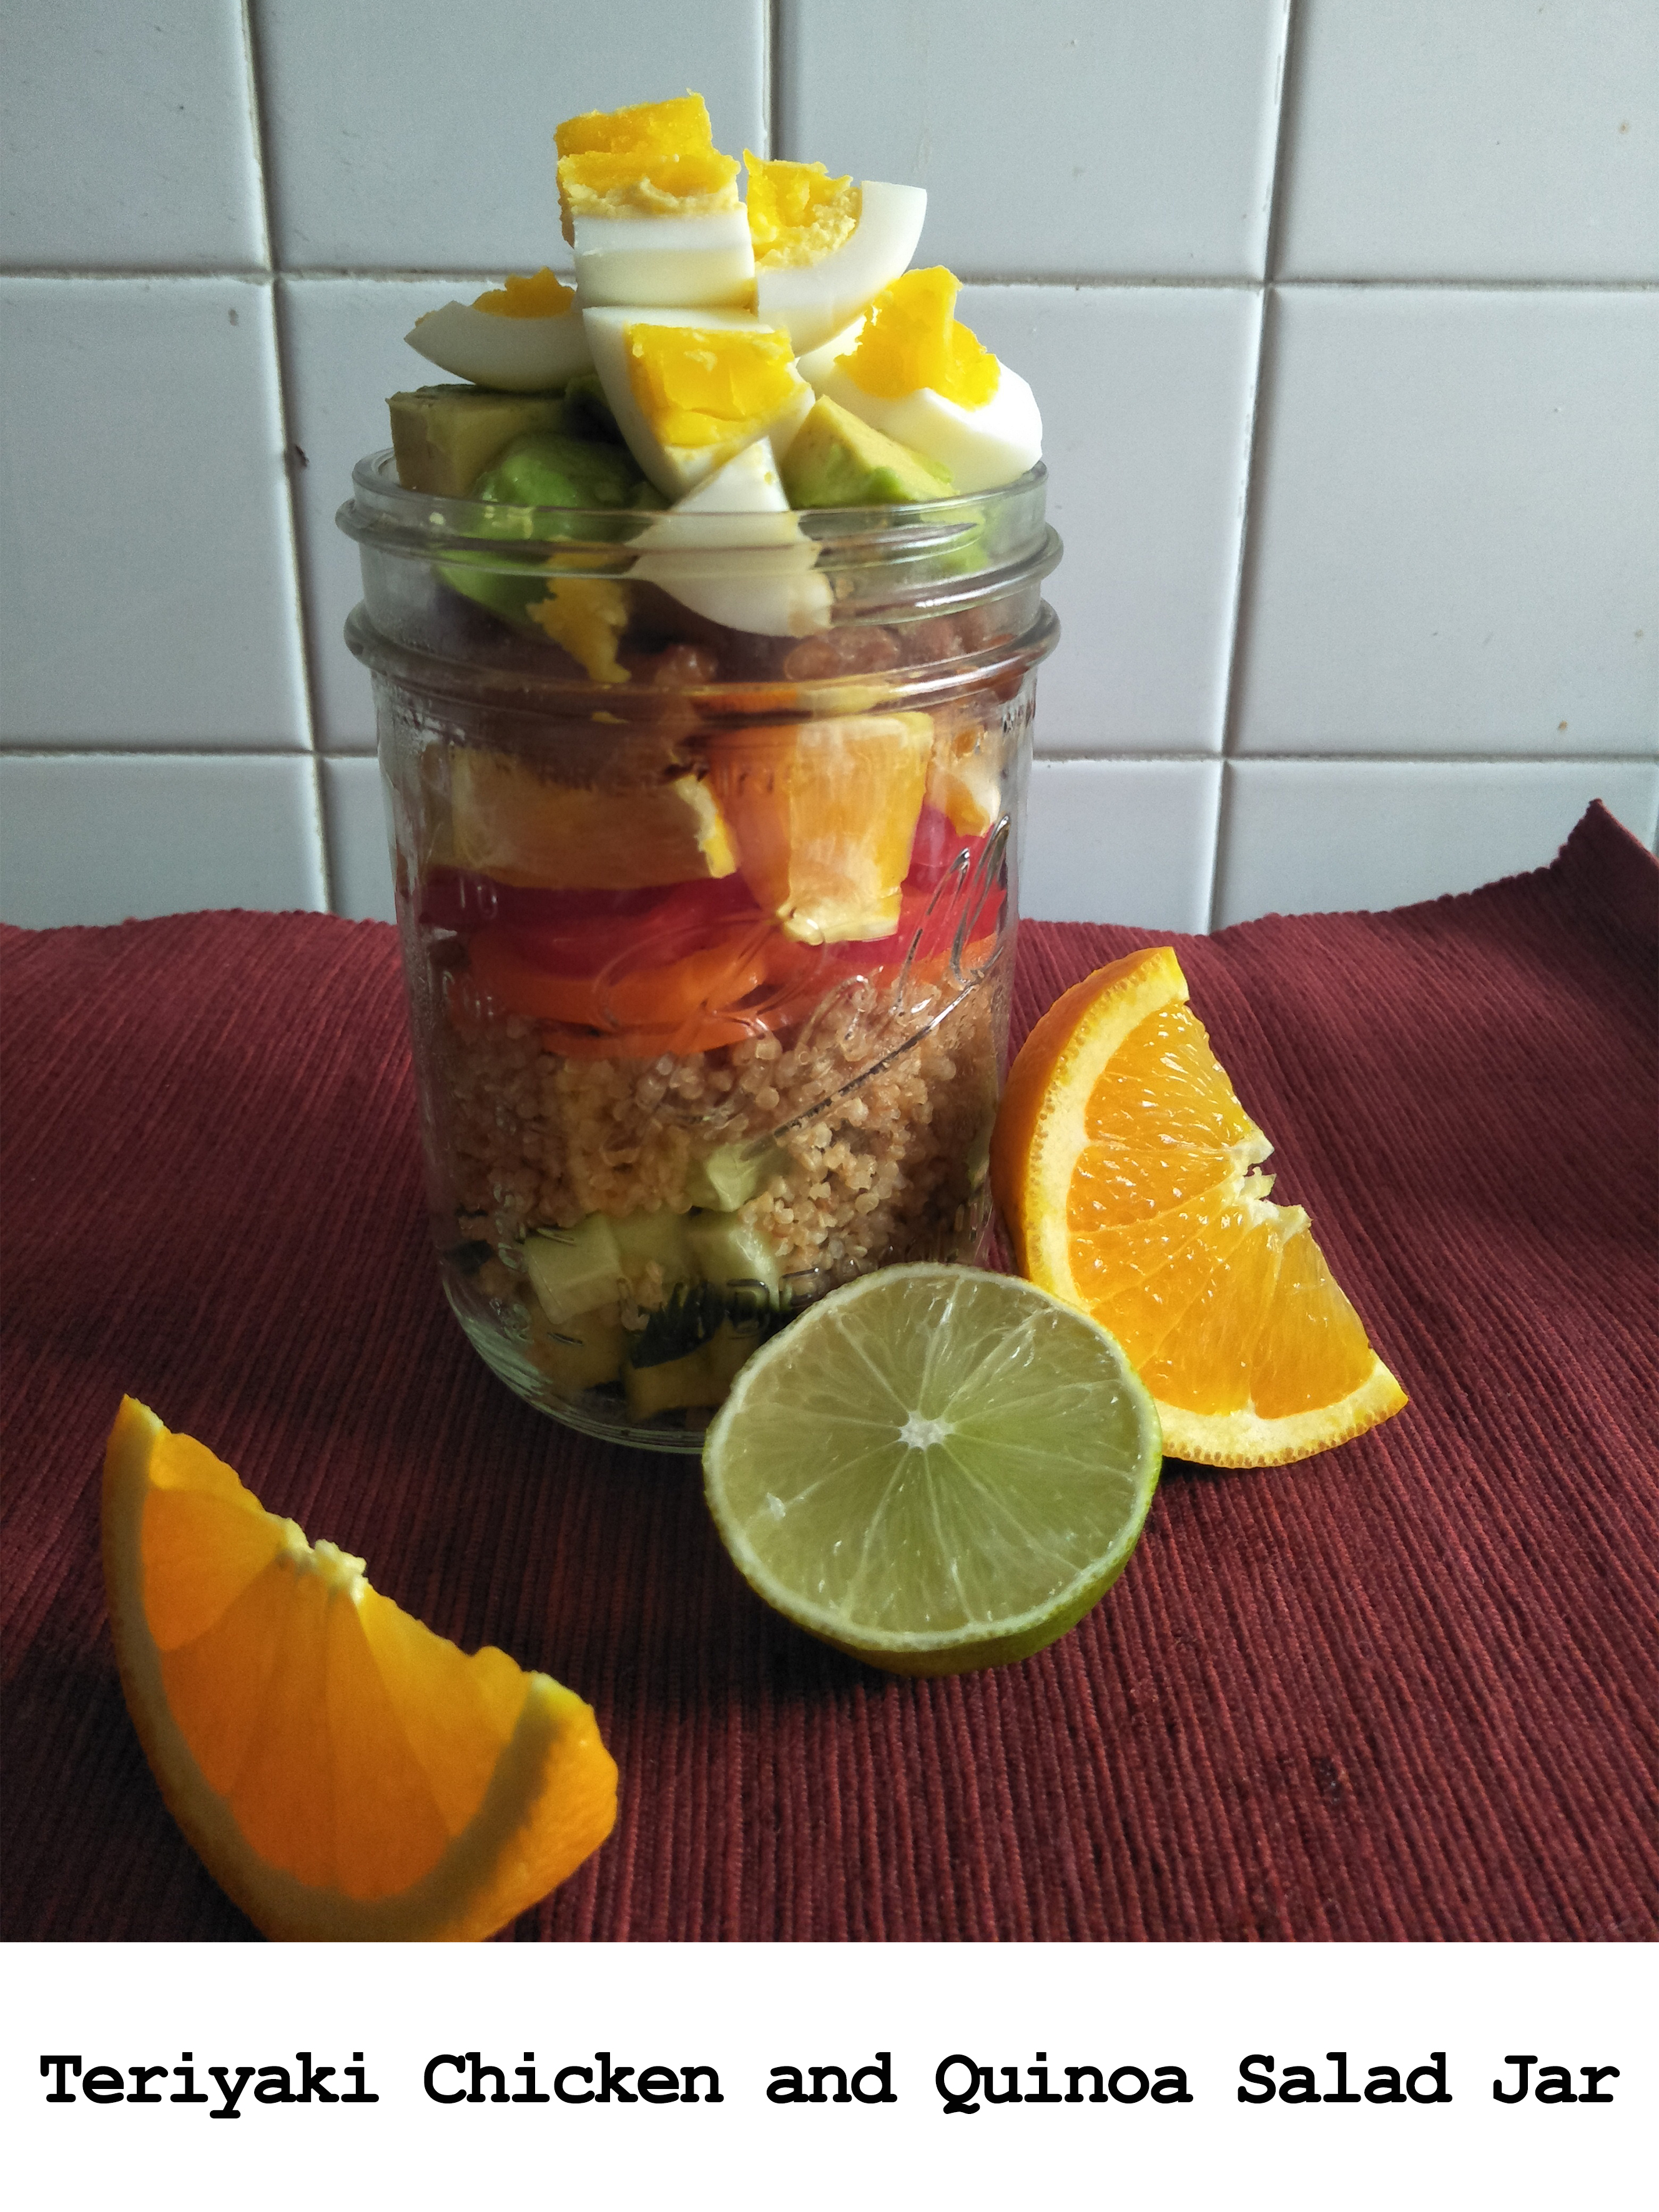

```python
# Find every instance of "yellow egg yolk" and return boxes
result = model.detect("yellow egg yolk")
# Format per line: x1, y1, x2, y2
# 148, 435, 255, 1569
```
624, 325, 799, 448
471, 268, 576, 319
744, 155, 861, 269
840, 268, 1000, 408
556, 94, 739, 229
529, 577, 631, 684
556, 92, 714, 160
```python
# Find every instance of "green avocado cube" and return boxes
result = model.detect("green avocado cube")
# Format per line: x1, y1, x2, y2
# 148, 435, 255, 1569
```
779, 396, 955, 509
471, 431, 648, 515
388, 385, 567, 496
440, 430, 653, 629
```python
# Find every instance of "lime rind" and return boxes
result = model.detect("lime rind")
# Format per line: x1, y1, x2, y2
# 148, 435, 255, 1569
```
702, 1266, 1161, 1673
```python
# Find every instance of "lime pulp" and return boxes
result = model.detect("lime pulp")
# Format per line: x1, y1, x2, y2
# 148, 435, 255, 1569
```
701, 1264, 1162, 1674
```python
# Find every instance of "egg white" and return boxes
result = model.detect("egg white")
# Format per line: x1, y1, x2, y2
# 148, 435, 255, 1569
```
754, 181, 927, 356
796, 321, 1041, 495
630, 440, 830, 637
574, 209, 756, 308
405, 299, 592, 392
584, 305, 814, 498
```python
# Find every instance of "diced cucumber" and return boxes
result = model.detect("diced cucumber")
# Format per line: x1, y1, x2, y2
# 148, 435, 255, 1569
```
526, 1303, 626, 1392
686, 1212, 782, 1308
684, 1139, 787, 1212
613, 1208, 698, 1299
623, 1339, 727, 1420
522, 1216, 624, 1325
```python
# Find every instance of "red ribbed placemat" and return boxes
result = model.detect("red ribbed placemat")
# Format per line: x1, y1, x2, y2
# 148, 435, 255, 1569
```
3, 804, 1655, 1942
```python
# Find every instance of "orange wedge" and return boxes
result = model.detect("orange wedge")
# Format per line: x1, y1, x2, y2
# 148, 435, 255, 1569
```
102, 1397, 616, 1939
990, 948, 1406, 1466
450, 747, 736, 889
706, 712, 932, 943
925, 713, 1003, 837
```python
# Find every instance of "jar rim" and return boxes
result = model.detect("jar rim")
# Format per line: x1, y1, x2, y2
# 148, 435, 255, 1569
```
338, 448, 1050, 563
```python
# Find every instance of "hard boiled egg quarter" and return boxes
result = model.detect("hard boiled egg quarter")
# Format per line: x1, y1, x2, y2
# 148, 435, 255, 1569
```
406, 270, 592, 393
630, 440, 830, 637
573, 210, 756, 308
797, 267, 1041, 496
749, 163, 928, 356
584, 306, 814, 498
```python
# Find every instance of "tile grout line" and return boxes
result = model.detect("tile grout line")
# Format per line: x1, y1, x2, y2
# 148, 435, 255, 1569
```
242, 0, 335, 916
766, 0, 783, 158
7, 265, 1656, 290
1204, 0, 1299, 933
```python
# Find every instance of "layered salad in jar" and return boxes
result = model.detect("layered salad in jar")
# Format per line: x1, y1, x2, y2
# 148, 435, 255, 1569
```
347, 94, 1058, 1445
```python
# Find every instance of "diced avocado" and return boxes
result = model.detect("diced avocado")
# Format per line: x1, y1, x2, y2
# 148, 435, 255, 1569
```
471, 431, 647, 514
622, 1337, 728, 1420
686, 1211, 782, 1309
780, 396, 955, 509
613, 1208, 698, 1300
525, 1302, 626, 1392
440, 431, 651, 632
521, 1216, 624, 1325
684, 1139, 787, 1212
388, 385, 567, 496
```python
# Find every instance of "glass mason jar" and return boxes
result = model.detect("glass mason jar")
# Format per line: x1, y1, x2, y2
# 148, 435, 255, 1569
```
340, 451, 1060, 1452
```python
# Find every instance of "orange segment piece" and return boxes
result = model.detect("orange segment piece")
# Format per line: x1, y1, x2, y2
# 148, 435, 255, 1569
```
990, 948, 1406, 1466
925, 715, 1003, 838
102, 1397, 617, 1939
448, 748, 736, 890
706, 712, 932, 943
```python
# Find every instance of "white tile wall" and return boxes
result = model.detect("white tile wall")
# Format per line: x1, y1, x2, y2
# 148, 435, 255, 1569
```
319, 753, 394, 920
962, 285, 1261, 754
780, 0, 1290, 280
0, 277, 311, 750
1278, 0, 1659, 282
1215, 757, 1659, 927
0, 754, 326, 926
1235, 287, 1659, 754
1, 0, 268, 269
2, 0, 1655, 934
278, 272, 490, 750
1024, 760, 1222, 933
254, 0, 767, 270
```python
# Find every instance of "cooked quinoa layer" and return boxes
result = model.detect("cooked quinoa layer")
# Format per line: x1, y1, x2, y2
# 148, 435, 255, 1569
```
443, 960, 1008, 1290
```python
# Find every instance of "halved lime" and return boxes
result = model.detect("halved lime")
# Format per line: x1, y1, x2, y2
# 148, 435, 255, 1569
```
702, 1264, 1161, 1674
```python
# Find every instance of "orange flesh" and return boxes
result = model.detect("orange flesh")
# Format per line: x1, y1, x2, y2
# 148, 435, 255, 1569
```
706, 715, 932, 943
141, 1431, 524, 1903
1065, 1005, 1378, 1418
448, 753, 736, 891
